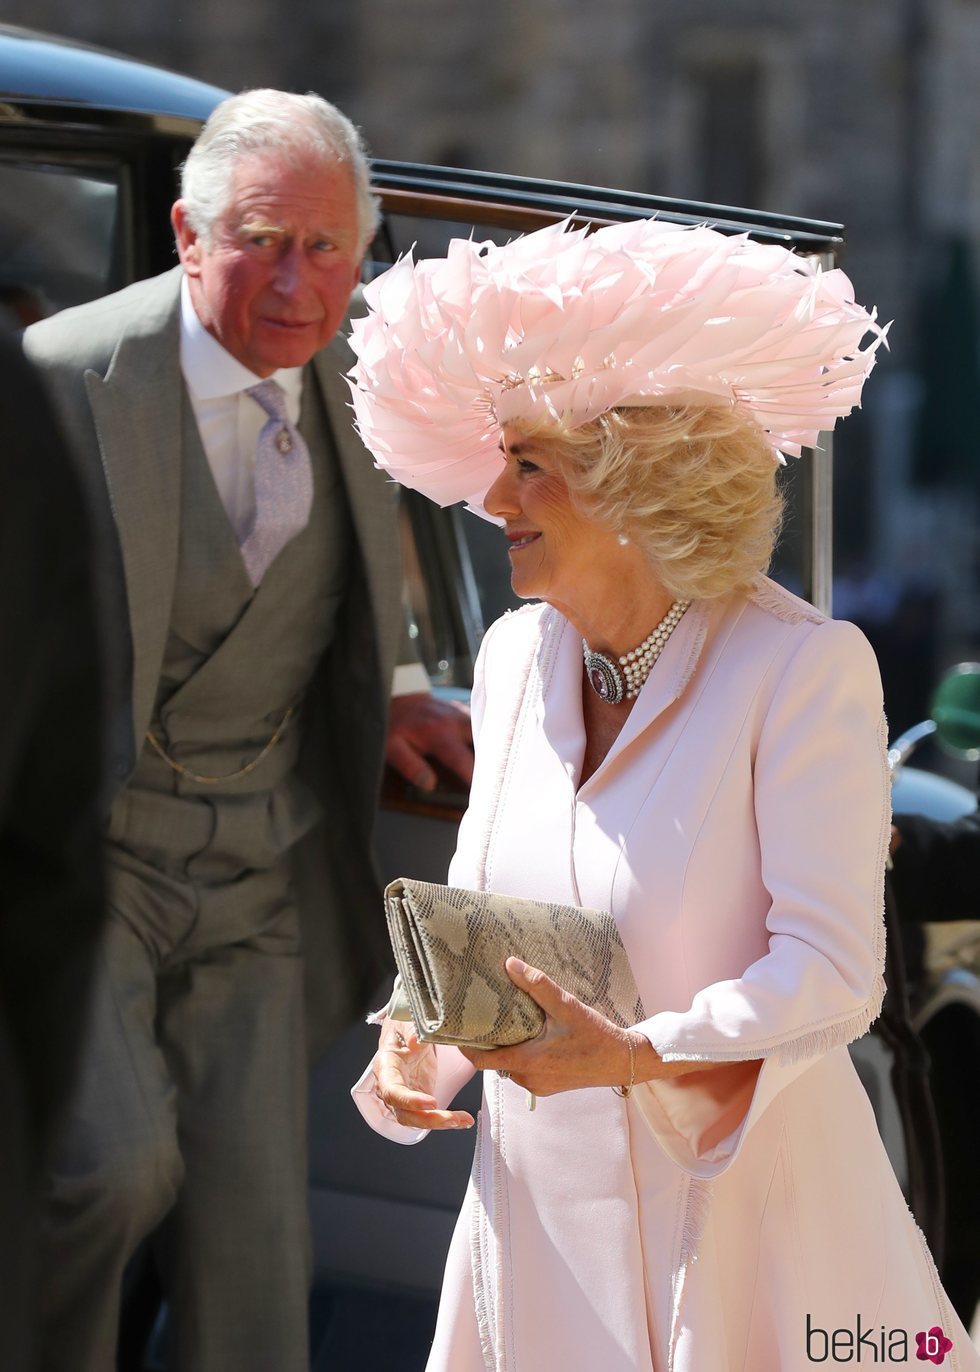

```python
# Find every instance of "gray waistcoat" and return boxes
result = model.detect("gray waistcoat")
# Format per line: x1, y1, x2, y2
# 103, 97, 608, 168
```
109, 379, 351, 883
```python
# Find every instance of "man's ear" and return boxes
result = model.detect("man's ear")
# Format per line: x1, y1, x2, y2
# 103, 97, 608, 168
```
171, 201, 202, 276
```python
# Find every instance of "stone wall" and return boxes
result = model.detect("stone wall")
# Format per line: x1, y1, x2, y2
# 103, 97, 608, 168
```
11, 0, 978, 355
8, 0, 980, 643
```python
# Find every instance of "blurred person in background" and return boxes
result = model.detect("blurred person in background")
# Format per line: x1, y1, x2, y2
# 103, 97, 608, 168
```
0, 330, 105, 1371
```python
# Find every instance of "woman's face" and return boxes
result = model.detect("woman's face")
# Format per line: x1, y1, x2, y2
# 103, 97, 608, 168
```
484, 425, 625, 609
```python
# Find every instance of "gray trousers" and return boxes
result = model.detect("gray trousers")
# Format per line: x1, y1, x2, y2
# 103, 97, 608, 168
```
38, 843, 310, 1372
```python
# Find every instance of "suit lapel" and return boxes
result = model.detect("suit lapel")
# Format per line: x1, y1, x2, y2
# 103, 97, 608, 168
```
84, 272, 184, 749
311, 331, 402, 691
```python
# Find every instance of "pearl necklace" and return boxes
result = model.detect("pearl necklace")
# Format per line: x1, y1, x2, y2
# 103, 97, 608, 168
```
582, 599, 691, 704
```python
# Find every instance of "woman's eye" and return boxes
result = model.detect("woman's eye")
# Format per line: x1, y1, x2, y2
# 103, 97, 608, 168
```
516, 457, 540, 475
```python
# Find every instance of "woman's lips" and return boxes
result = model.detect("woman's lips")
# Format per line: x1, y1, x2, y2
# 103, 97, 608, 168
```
507, 531, 541, 553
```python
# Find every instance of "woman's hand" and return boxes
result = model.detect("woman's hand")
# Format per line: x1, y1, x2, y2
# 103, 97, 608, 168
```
460, 958, 711, 1096
374, 1017, 475, 1131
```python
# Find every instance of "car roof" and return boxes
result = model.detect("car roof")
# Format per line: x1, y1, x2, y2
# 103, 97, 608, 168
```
1, 25, 843, 255
0, 23, 226, 126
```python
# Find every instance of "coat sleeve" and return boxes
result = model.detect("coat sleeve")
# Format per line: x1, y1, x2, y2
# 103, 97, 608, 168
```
631, 617, 891, 1178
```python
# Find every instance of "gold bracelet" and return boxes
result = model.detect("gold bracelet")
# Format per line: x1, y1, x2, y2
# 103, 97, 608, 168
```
612, 1029, 637, 1098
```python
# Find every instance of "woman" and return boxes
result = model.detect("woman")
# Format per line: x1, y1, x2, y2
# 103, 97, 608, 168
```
349, 219, 976, 1371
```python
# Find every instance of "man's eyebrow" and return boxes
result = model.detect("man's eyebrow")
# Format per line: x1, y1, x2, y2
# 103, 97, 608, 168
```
233, 214, 355, 243
236, 217, 283, 234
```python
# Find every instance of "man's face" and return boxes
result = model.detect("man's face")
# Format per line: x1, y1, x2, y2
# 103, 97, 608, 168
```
172, 151, 364, 377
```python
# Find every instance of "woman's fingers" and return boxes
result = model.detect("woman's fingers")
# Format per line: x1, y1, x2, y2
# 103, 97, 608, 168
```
461, 960, 636, 1095
378, 1016, 423, 1053
376, 1055, 436, 1106
375, 1037, 475, 1130
504, 957, 579, 1016
505, 957, 596, 1030
391, 1105, 475, 1130
379, 1068, 474, 1129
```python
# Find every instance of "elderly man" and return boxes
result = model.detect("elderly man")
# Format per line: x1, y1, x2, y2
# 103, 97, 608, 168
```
25, 90, 471, 1372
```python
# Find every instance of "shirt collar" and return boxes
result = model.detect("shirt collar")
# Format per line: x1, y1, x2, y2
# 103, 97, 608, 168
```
179, 273, 304, 410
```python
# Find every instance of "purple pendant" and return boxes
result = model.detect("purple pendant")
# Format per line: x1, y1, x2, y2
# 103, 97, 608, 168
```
589, 666, 610, 699
582, 648, 624, 705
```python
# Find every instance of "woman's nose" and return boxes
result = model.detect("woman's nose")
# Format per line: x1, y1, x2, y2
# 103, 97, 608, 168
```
484, 463, 518, 519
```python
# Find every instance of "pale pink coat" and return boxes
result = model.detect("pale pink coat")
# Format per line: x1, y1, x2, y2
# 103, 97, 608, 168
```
355, 577, 977, 1372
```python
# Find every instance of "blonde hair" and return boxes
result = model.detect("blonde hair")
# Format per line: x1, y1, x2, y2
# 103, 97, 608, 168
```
521, 403, 783, 601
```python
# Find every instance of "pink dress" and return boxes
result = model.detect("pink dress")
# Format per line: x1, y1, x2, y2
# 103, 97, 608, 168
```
355, 577, 977, 1372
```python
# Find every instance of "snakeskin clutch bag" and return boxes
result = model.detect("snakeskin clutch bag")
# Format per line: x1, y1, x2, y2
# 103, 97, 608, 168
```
383, 877, 644, 1048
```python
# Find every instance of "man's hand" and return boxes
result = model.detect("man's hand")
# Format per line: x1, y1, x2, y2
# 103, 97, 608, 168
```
385, 693, 473, 792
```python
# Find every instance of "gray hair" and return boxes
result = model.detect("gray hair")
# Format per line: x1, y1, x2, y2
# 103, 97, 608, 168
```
180, 89, 381, 253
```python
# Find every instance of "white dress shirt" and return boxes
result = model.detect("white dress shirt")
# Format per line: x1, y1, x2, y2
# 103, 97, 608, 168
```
179, 275, 303, 544
178, 275, 428, 695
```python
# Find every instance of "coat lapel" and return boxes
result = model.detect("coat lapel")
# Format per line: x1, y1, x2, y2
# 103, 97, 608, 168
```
84, 270, 184, 749
576, 598, 721, 797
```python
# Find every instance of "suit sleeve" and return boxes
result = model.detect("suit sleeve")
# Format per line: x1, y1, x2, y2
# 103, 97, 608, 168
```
631, 618, 890, 1177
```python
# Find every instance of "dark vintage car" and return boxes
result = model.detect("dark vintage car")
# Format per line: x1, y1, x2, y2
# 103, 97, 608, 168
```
4, 23, 976, 1368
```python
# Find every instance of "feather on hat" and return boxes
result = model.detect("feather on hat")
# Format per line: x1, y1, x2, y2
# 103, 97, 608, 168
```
347, 217, 887, 511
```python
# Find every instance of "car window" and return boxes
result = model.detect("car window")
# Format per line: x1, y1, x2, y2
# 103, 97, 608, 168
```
0, 159, 125, 326
367, 211, 521, 690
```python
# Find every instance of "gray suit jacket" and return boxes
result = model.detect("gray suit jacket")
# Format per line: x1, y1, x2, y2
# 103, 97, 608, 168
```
25, 267, 403, 1051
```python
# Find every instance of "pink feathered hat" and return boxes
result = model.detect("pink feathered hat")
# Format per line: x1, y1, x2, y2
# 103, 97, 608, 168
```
347, 217, 886, 511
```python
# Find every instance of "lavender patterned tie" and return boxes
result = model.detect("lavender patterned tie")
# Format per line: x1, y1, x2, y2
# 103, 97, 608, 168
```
239, 379, 314, 587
